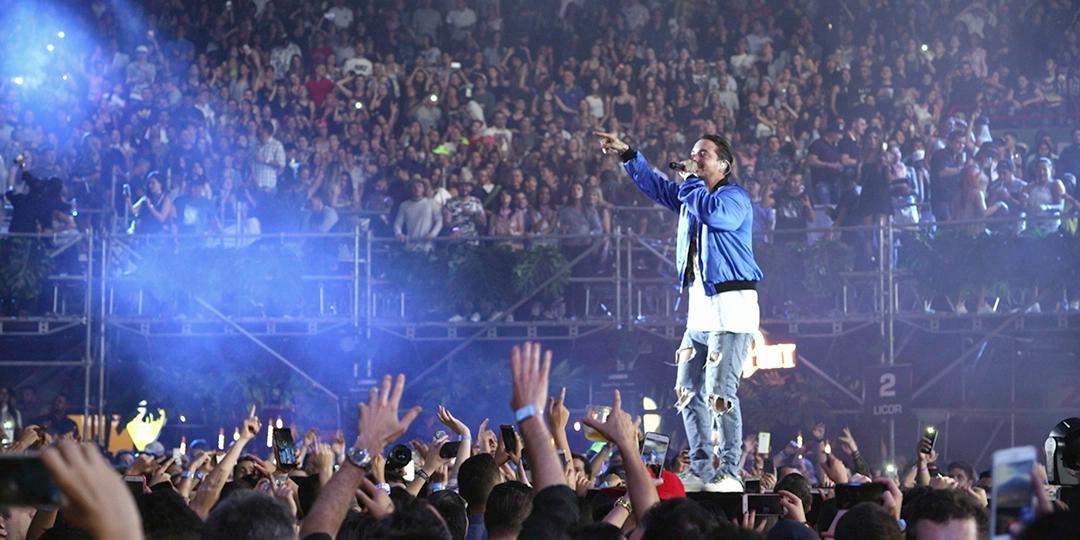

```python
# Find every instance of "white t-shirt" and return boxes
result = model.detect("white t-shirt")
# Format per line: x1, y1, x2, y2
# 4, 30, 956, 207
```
326, 6, 354, 29
685, 225, 760, 334
447, 7, 477, 29
686, 279, 760, 334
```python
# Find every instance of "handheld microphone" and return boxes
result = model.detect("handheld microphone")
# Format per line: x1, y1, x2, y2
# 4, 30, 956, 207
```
668, 161, 687, 171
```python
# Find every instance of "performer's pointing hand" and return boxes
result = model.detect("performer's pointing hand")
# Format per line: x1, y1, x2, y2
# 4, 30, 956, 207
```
594, 131, 629, 156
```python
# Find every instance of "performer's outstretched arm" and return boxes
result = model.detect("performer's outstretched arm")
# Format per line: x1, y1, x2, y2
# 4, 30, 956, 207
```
621, 150, 682, 213
594, 130, 681, 213
677, 177, 750, 230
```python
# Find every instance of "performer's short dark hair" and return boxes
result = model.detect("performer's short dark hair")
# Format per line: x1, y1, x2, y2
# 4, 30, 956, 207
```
702, 134, 735, 177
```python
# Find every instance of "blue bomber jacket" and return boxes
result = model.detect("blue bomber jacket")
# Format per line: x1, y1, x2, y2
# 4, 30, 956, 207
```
621, 149, 763, 295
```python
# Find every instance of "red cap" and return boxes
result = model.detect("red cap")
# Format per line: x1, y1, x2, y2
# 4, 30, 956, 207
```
598, 470, 687, 501
655, 469, 687, 500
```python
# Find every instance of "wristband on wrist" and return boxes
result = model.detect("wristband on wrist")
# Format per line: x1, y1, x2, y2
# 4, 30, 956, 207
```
375, 482, 391, 495
416, 468, 431, 481
514, 404, 539, 423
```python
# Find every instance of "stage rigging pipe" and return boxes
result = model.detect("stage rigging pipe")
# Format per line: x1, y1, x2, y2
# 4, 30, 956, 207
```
194, 297, 342, 430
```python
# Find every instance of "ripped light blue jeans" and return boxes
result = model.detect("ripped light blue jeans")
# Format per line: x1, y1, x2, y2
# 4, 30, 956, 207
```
675, 329, 754, 480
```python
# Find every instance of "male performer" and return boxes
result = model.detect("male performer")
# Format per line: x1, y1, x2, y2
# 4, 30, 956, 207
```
595, 131, 762, 492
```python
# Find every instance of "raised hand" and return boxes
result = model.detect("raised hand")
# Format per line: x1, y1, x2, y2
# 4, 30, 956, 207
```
309, 441, 335, 478
579, 390, 636, 450
41, 441, 143, 540
371, 454, 386, 485
238, 405, 261, 442
356, 374, 422, 455
411, 436, 450, 472
594, 131, 630, 156
876, 477, 903, 521
437, 405, 470, 437
248, 454, 277, 478
821, 453, 850, 484
742, 433, 758, 455
739, 509, 767, 532
837, 427, 859, 454
546, 387, 570, 432
187, 452, 212, 474
126, 454, 156, 477
510, 341, 552, 413
915, 436, 937, 464
474, 418, 491, 453
355, 476, 394, 519
331, 430, 346, 461
474, 418, 496, 455
272, 481, 299, 518
302, 428, 319, 448
777, 490, 807, 523
149, 456, 175, 486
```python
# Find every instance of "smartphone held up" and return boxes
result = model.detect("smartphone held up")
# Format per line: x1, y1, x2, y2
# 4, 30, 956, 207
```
0, 454, 62, 507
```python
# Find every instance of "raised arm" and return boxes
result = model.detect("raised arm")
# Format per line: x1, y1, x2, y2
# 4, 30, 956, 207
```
189, 405, 261, 519
594, 131, 681, 212
299, 374, 422, 538
511, 342, 565, 492
581, 389, 660, 523
677, 178, 751, 230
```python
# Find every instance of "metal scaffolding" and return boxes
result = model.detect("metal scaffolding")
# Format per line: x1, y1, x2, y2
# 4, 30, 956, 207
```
3, 214, 1076, 457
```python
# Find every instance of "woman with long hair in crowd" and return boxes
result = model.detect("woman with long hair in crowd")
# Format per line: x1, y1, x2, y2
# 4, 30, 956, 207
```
952, 163, 1008, 314
130, 172, 174, 235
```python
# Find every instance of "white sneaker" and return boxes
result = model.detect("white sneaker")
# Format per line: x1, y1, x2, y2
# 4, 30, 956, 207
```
955, 303, 968, 314
448, 314, 465, 323
977, 302, 995, 314
677, 471, 709, 492
1025, 302, 1041, 313
704, 475, 744, 493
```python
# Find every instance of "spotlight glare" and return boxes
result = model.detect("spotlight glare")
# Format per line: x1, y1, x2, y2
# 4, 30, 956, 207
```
179, 415, 187, 423
12, 77, 25, 86
62, 74, 69, 81
46, 44, 55, 52
572, 421, 581, 432
920, 44, 929, 52
57, 31, 66, 39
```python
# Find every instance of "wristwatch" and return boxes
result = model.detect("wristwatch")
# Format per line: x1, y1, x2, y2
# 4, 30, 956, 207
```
346, 446, 373, 469
615, 496, 632, 513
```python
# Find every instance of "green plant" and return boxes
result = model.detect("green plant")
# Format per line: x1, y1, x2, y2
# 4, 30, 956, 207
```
0, 238, 55, 301
739, 370, 837, 432
447, 244, 518, 308
513, 244, 569, 303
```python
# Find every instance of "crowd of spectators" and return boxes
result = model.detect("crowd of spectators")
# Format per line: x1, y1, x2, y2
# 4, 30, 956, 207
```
3, 0, 1079, 248
2, 0, 1080, 321
2, 342, 1078, 540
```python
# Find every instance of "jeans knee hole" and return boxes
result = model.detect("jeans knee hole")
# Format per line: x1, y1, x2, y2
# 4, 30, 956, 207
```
708, 395, 732, 414
674, 387, 694, 410
676, 348, 694, 363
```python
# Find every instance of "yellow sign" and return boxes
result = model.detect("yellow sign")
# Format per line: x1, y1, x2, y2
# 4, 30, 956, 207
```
742, 330, 797, 378
126, 400, 167, 451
